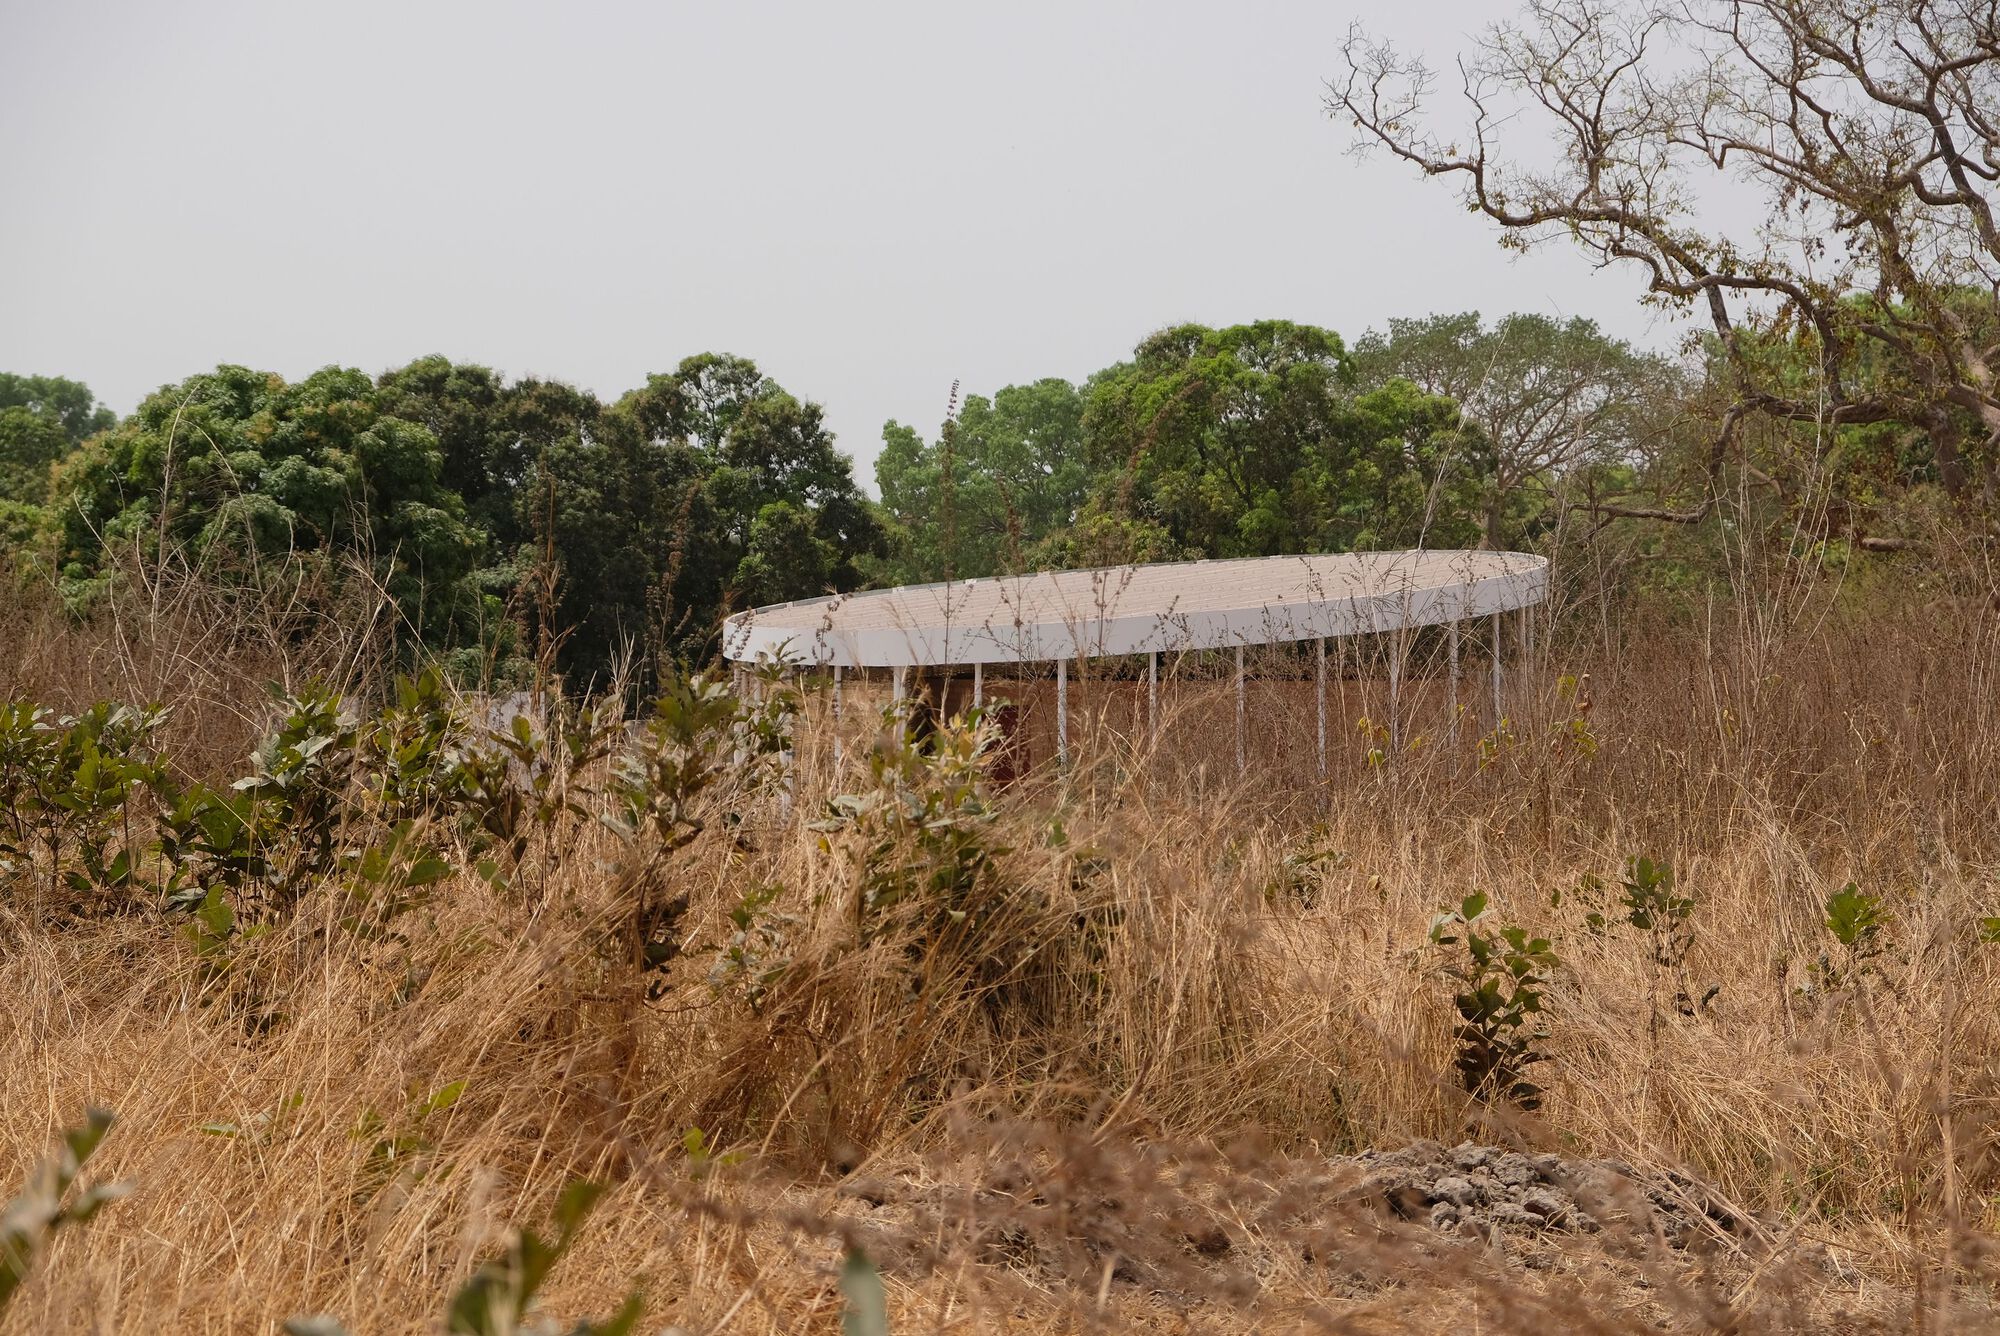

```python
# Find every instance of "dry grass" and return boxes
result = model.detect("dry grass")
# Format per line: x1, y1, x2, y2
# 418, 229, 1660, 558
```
4, 564, 2000, 1333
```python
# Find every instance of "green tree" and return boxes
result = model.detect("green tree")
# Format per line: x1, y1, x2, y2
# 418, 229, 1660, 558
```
525, 394, 718, 687
15, 354, 877, 690
0, 374, 114, 507
373, 357, 523, 550
620, 353, 880, 606
1352, 313, 1672, 547
0, 409, 72, 508
53, 365, 483, 640
0, 374, 115, 447
1080, 320, 1485, 559
519, 354, 880, 686
876, 378, 1090, 583
734, 500, 833, 606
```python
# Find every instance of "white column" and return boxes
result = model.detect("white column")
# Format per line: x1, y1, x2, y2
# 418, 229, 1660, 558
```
1234, 644, 1246, 777
831, 664, 844, 766
1314, 636, 1326, 780
1447, 621, 1461, 743
1387, 630, 1403, 755
779, 667, 796, 815
1490, 612, 1503, 725
972, 661, 983, 708
1147, 651, 1158, 748
1521, 606, 1535, 728
1055, 658, 1069, 767
892, 665, 907, 745
1333, 637, 1346, 755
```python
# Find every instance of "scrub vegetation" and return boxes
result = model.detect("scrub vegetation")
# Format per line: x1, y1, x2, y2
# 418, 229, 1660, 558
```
3, 545, 1999, 1333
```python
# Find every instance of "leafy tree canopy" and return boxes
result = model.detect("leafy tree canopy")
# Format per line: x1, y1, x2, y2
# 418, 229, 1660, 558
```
29, 354, 884, 690
1078, 320, 1485, 562
0, 373, 115, 507
878, 321, 1496, 583
875, 377, 1090, 582
52, 365, 483, 639
1353, 313, 1674, 547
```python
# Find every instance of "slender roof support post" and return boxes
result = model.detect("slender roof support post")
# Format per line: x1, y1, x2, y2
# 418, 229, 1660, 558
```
831, 665, 843, 767
1387, 628, 1403, 756
1315, 636, 1327, 780
1235, 644, 1247, 777
972, 661, 982, 709
1056, 657, 1069, 768
892, 665, 907, 746
1447, 619, 1461, 745
1334, 636, 1347, 763
1490, 612, 1503, 727
779, 667, 796, 816
1520, 605, 1534, 728
1147, 651, 1158, 749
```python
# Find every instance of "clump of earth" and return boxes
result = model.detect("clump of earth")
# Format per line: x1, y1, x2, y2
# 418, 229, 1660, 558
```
1348, 1140, 1767, 1249
839, 1136, 1771, 1284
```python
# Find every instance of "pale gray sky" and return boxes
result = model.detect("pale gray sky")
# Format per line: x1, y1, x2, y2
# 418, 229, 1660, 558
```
2, 0, 1683, 487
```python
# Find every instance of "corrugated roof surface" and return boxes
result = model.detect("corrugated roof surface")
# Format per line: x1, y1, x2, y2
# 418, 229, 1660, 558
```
723, 549, 1547, 668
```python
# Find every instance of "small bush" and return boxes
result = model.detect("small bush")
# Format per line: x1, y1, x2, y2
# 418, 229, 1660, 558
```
1430, 892, 1558, 1110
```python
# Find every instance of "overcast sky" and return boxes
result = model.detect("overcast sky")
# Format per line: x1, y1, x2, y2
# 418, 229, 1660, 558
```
2, 0, 1688, 488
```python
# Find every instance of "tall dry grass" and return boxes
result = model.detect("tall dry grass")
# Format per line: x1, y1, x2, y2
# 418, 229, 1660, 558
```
3, 559, 2000, 1333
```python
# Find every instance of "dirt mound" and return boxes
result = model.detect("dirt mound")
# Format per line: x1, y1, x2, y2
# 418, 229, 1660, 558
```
836, 1133, 1772, 1301
1348, 1140, 1767, 1249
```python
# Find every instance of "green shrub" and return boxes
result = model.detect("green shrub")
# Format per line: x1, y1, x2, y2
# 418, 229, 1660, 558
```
0, 701, 169, 911
1429, 892, 1558, 1110
813, 708, 1011, 963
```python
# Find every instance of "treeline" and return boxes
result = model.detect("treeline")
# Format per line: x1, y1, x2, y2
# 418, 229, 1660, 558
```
0, 306, 1973, 690
873, 316, 1677, 582
0, 357, 882, 689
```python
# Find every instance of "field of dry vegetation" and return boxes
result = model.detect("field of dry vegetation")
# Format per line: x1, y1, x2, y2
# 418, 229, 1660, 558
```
4, 553, 2000, 1335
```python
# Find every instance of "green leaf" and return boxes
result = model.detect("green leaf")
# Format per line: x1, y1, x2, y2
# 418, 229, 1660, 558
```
65, 1182, 133, 1223
405, 855, 452, 887
1824, 882, 1886, 949
61, 1108, 116, 1165
840, 1249, 890, 1336
550, 1180, 605, 1238
569, 1293, 644, 1336
0, 1109, 124, 1314
195, 886, 234, 938
423, 1080, 468, 1115
283, 1319, 353, 1336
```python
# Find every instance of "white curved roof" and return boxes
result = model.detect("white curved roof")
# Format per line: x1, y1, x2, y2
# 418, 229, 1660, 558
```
722, 549, 1548, 669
